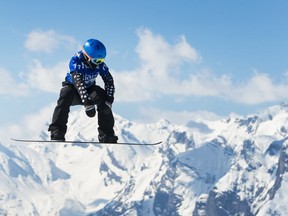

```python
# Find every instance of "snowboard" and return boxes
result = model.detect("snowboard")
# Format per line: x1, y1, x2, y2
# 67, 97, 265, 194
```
11, 138, 162, 146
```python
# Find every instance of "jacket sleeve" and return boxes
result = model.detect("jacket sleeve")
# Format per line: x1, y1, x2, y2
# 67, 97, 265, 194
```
71, 71, 90, 104
101, 71, 115, 103
100, 64, 115, 103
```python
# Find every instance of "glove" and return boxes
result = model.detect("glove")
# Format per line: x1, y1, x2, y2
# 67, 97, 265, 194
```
84, 100, 96, 117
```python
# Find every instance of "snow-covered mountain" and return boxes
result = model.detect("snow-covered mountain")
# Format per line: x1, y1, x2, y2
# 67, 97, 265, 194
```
1, 104, 288, 215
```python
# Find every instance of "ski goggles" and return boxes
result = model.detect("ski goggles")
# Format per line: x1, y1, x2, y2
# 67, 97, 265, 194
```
90, 57, 105, 65
82, 49, 105, 65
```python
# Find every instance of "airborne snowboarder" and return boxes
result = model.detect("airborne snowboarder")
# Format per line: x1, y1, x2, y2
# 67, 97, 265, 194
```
48, 38, 118, 143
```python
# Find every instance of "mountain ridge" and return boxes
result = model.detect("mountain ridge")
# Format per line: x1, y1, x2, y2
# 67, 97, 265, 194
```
1, 104, 288, 215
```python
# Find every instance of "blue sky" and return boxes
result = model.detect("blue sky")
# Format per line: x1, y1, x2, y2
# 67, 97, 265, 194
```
1, 0, 288, 139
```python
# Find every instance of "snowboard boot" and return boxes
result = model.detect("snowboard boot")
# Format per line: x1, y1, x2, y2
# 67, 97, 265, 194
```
98, 129, 118, 143
50, 129, 65, 141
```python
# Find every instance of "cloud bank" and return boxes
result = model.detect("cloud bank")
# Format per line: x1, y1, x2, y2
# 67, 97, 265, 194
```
113, 28, 288, 104
2, 28, 288, 105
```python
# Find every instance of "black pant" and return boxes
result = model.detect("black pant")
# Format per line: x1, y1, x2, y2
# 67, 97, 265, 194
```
48, 83, 115, 136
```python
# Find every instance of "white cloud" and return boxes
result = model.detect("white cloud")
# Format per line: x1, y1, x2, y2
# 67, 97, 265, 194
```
113, 28, 288, 105
135, 28, 201, 73
0, 103, 55, 144
0, 30, 78, 97
25, 29, 78, 53
113, 28, 202, 101
23, 59, 68, 93
0, 67, 28, 96
231, 72, 288, 104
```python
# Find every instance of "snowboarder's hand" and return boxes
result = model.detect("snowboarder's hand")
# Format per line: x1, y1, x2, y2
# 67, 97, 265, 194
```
84, 100, 96, 117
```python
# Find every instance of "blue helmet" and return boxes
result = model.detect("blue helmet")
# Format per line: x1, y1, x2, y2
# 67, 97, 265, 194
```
83, 39, 106, 59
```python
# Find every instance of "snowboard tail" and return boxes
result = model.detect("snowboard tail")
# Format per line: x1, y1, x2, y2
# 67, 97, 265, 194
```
11, 138, 162, 146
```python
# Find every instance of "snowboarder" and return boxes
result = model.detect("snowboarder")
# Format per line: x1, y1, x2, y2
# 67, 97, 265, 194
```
48, 38, 118, 143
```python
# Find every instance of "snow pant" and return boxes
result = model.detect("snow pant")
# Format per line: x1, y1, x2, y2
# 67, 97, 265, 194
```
48, 82, 115, 136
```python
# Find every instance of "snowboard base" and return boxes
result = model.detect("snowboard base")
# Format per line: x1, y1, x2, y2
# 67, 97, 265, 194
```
11, 138, 162, 146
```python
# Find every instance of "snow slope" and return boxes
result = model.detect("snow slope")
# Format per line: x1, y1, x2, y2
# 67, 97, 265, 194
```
1, 104, 288, 215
